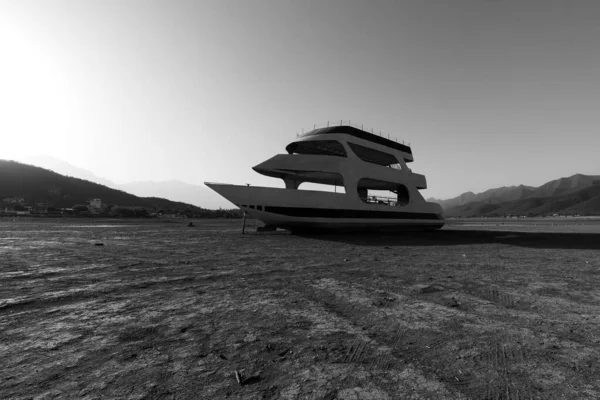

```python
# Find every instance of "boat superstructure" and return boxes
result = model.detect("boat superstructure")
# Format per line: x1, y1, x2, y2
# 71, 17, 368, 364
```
205, 123, 444, 232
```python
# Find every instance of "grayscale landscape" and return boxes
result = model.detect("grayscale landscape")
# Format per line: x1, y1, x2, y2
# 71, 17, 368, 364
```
1, 218, 599, 399
3, 1, 600, 399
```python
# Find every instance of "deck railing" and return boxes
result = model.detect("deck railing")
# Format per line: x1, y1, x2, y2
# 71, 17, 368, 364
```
296, 120, 410, 147
364, 195, 399, 206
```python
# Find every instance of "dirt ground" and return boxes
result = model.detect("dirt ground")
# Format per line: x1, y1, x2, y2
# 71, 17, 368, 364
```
1, 218, 600, 400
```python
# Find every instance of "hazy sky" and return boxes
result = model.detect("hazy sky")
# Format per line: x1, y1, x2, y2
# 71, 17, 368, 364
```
1, 0, 599, 201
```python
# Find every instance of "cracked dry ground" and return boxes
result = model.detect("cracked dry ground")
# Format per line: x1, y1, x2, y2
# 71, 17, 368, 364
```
1, 219, 600, 399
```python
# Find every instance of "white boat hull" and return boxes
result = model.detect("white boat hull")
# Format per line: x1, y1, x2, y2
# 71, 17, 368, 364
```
205, 183, 444, 232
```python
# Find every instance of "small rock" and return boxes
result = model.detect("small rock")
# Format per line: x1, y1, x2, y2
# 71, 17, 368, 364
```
420, 285, 444, 294
278, 348, 290, 357
323, 389, 338, 400
94, 243, 104, 246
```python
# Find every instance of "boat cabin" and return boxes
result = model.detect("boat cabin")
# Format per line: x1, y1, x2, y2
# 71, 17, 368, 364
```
253, 125, 427, 208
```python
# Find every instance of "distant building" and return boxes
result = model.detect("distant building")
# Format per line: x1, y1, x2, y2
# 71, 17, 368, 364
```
48, 188, 61, 195
2, 197, 25, 204
88, 198, 102, 211
33, 202, 50, 213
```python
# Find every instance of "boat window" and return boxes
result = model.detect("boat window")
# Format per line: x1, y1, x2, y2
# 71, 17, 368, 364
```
357, 178, 409, 206
298, 182, 346, 193
286, 140, 347, 157
347, 142, 398, 166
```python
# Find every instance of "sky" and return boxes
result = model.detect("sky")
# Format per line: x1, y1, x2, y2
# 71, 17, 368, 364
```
1, 0, 599, 203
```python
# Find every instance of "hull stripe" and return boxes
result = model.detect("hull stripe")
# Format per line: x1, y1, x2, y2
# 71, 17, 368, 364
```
263, 206, 442, 220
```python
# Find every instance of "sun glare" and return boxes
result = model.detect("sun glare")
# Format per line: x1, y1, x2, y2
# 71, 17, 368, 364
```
0, 17, 78, 160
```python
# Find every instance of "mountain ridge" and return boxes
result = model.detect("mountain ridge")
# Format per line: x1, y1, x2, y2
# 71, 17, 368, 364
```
0, 160, 213, 213
440, 174, 600, 217
13, 155, 228, 209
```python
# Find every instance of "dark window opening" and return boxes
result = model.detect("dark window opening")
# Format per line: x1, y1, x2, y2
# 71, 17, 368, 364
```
285, 140, 347, 157
357, 178, 409, 206
348, 142, 398, 166
298, 182, 346, 193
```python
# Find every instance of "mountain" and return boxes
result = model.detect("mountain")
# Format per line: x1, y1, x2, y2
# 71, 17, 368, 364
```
17, 155, 228, 209
0, 160, 203, 212
118, 180, 228, 210
525, 174, 600, 199
444, 174, 600, 217
430, 185, 535, 210
20, 155, 118, 189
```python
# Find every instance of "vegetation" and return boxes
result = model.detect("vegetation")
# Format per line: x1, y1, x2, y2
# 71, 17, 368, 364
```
0, 160, 242, 218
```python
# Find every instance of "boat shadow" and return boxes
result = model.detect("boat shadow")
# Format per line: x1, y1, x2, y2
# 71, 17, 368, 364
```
294, 229, 600, 250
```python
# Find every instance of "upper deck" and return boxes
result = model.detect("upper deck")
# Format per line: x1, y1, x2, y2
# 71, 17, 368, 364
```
298, 125, 412, 155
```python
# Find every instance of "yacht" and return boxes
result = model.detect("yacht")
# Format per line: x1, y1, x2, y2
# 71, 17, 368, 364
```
205, 123, 444, 232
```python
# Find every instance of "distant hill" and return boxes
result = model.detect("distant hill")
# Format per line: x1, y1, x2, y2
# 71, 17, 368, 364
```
20, 155, 119, 189
443, 174, 600, 217
119, 180, 228, 210
525, 174, 600, 199
429, 185, 536, 209
0, 160, 206, 212
15, 155, 228, 210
